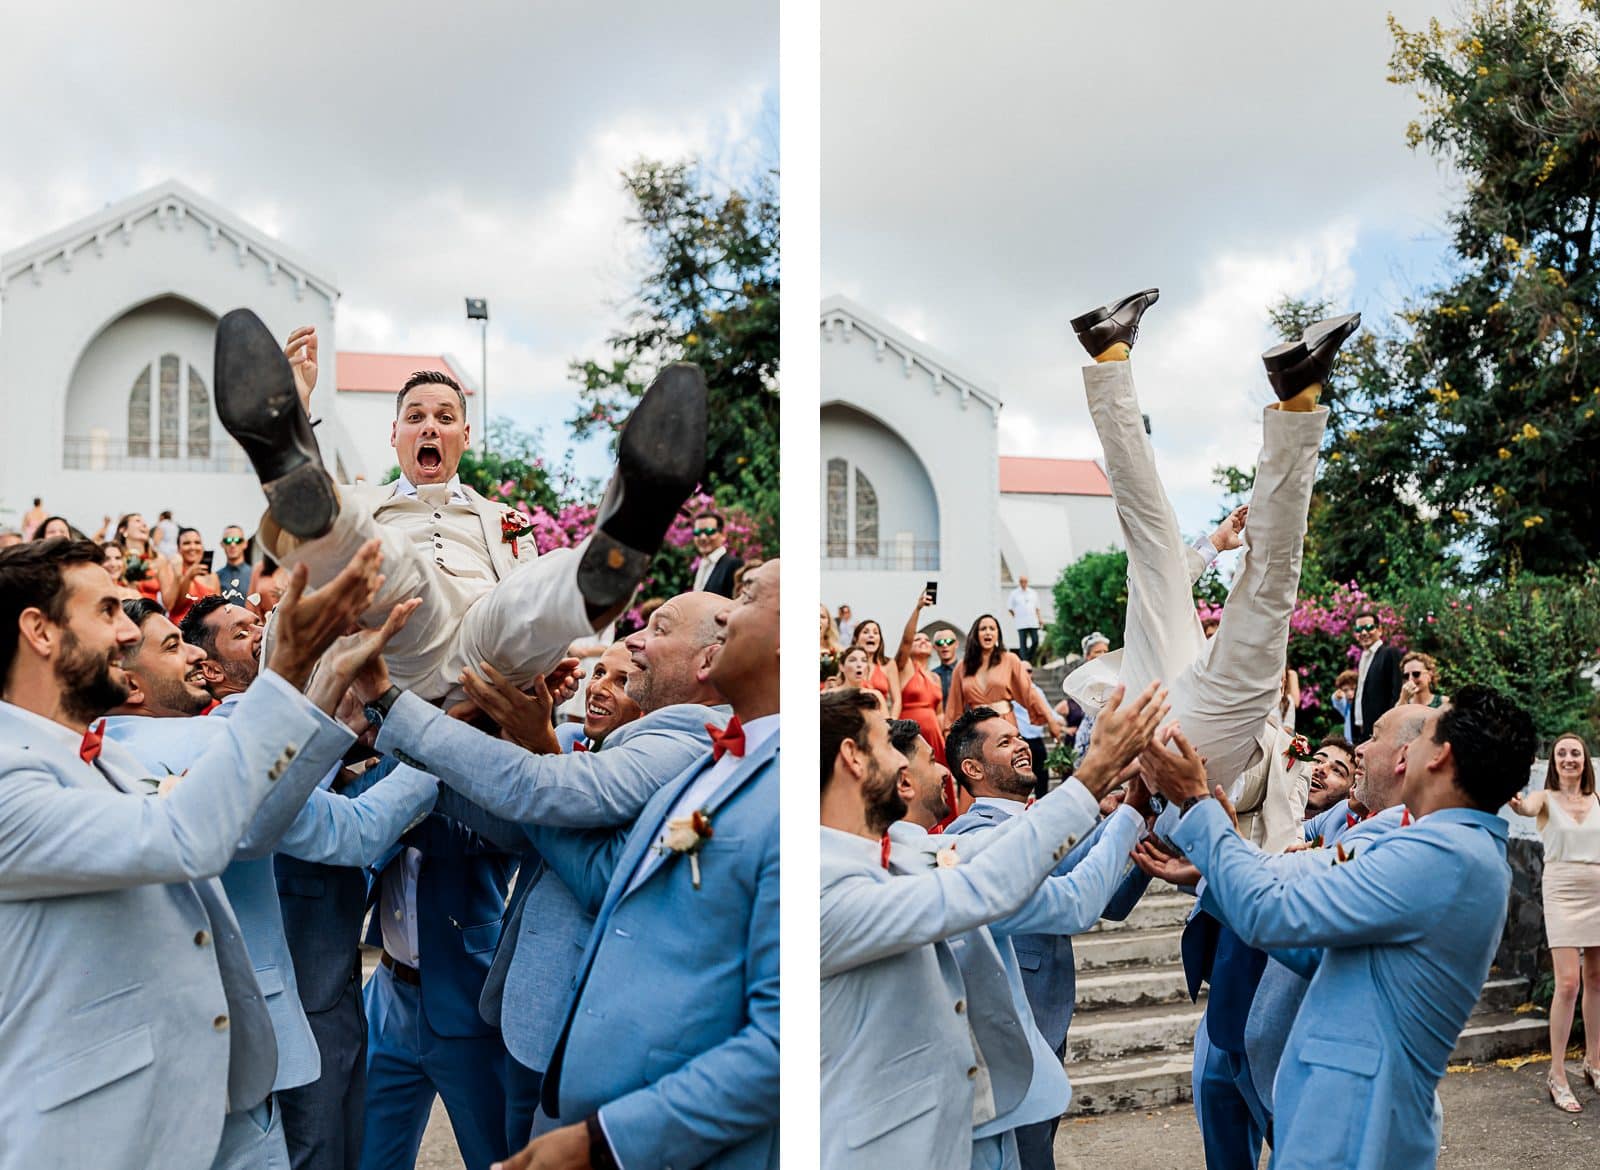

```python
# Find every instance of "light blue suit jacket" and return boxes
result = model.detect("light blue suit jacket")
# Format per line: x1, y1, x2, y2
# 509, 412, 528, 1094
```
374, 696, 727, 1070
1173, 800, 1510, 1170
105, 714, 438, 1091
529, 730, 780, 1170
0, 673, 349, 1170
821, 778, 1103, 1170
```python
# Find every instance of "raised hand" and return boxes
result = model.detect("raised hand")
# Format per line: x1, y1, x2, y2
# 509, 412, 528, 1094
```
1138, 723, 1211, 805
1074, 681, 1170, 797
306, 597, 422, 718
459, 660, 567, 755
266, 540, 384, 690
1209, 504, 1249, 553
1131, 839, 1201, 886
285, 325, 319, 414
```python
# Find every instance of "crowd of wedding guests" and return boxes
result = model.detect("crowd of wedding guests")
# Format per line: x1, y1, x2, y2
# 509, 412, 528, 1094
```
0, 532, 780, 1170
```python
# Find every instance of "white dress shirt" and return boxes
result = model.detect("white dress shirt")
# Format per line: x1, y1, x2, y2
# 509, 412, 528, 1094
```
391, 471, 471, 505
692, 545, 728, 592
379, 847, 423, 969
1354, 638, 1383, 725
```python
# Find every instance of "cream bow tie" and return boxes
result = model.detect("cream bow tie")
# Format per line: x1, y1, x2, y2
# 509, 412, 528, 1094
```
416, 484, 454, 507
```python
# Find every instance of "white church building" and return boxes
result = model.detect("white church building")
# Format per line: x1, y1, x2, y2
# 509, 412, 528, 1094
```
0, 180, 474, 543
821, 295, 1122, 645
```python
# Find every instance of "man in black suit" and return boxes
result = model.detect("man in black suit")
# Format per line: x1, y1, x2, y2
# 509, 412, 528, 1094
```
690, 510, 744, 597
1351, 608, 1403, 744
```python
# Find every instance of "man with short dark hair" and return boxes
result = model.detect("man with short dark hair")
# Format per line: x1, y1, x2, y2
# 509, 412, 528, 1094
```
217, 525, 251, 601
1351, 609, 1403, 744
0, 536, 389, 1169
108, 598, 213, 718
690, 510, 743, 597
183, 597, 265, 709
1142, 686, 1537, 1170
930, 627, 960, 703
1303, 734, 1356, 818
212, 313, 707, 703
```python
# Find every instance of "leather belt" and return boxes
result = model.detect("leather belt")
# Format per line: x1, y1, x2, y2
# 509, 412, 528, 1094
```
380, 951, 421, 986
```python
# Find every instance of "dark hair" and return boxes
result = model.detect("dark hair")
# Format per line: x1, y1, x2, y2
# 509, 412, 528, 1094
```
1318, 733, 1355, 758
1544, 732, 1596, 797
850, 619, 889, 666
962, 614, 1006, 675
693, 510, 725, 532
37, 516, 80, 540
0, 539, 111, 682
822, 687, 881, 788
946, 706, 1005, 791
121, 597, 167, 660
820, 654, 841, 683
1354, 608, 1381, 628
180, 594, 233, 658
177, 527, 201, 543
839, 644, 870, 667
888, 718, 925, 758
1434, 684, 1537, 811
395, 369, 467, 416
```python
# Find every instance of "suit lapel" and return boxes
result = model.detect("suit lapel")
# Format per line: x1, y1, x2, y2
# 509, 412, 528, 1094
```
466, 486, 514, 577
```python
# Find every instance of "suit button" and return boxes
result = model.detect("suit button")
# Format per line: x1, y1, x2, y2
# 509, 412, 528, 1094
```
283, 745, 297, 761
213, 1014, 229, 1031
1067, 835, 1078, 848
194, 930, 210, 947
967, 1065, 978, 1079
433, 513, 441, 519
954, 999, 965, 1014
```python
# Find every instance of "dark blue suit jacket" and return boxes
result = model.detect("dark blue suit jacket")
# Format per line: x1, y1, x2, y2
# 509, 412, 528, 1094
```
365, 811, 519, 1038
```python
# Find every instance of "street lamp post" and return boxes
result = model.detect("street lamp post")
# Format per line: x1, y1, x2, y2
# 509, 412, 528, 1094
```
466, 297, 489, 454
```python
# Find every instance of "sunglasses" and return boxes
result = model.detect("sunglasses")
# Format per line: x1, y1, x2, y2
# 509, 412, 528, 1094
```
1354, 623, 1377, 632
933, 637, 956, 646
221, 536, 245, 545
1404, 669, 1427, 679
692, 527, 719, 537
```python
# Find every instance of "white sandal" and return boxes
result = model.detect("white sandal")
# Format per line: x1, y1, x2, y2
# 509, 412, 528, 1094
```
1582, 1061, 1600, 1092
1549, 1074, 1583, 1113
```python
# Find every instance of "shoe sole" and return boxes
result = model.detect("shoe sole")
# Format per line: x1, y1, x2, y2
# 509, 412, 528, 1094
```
214, 309, 335, 538
577, 363, 708, 609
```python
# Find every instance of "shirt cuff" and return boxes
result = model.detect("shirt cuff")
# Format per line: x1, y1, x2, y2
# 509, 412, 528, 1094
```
594, 1109, 625, 1170
1190, 533, 1220, 567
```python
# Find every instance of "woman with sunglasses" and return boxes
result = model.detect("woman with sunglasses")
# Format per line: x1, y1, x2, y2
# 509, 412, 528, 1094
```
1511, 733, 1600, 1111
848, 619, 902, 717
891, 589, 947, 765
1398, 652, 1446, 709
942, 613, 1054, 735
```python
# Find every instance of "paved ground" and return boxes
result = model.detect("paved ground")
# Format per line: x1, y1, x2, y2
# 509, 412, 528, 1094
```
1054, 1055, 1600, 1168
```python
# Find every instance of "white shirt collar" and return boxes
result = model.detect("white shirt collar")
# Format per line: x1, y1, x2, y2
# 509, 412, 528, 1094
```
735, 712, 780, 754
392, 472, 470, 505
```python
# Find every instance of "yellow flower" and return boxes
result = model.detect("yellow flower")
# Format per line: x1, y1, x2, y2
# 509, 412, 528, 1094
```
1451, 509, 1469, 523
685, 333, 700, 346
1329, 452, 1343, 462
1492, 485, 1508, 498
1476, 65, 1489, 76
1519, 422, 1540, 440
1587, 410, 1596, 420
1523, 516, 1544, 528
1498, 447, 1512, 459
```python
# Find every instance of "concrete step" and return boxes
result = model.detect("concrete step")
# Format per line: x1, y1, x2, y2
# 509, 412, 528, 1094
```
1076, 962, 1192, 1010
1450, 1010, 1548, 1064
1076, 925, 1185, 972
1067, 1054, 1194, 1116
1086, 893, 1191, 934
1475, 976, 1529, 1015
1067, 1002, 1204, 1063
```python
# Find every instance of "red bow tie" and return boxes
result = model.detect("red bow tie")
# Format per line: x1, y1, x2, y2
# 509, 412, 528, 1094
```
708, 717, 746, 761
571, 740, 589, 753
80, 719, 107, 764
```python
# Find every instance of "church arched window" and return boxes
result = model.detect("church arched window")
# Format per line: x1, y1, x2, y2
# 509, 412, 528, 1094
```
128, 367, 152, 458
158, 355, 181, 458
187, 364, 211, 458
854, 468, 879, 557
826, 458, 848, 556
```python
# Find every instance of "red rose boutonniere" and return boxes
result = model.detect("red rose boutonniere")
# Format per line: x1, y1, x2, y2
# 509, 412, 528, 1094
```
501, 512, 534, 557
1282, 735, 1315, 769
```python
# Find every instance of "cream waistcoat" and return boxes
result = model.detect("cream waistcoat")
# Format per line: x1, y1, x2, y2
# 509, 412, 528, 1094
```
373, 492, 496, 582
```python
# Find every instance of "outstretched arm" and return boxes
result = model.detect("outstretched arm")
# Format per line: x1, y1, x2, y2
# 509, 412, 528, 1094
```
275, 763, 438, 866
893, 589, 934, 678
989, 803, 1145, 936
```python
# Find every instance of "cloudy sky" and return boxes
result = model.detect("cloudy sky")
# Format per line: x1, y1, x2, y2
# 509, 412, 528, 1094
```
824, 0, 1470, 538
1, 0, 776, 482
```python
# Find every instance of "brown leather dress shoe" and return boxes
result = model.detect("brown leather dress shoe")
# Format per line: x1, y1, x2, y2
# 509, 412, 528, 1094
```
1261, 313, 1361, 401
1070, 288, 1160, 358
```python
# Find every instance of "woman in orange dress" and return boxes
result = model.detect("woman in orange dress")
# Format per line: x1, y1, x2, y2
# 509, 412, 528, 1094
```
942, 613, 1053, 732
115, 512, 176, 606
850, 619, 902, 718
167, 527, 223, 624
892, 588, 946, 765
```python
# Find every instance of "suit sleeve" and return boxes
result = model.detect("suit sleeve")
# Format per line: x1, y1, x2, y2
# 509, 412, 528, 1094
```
1173, 800, 1465, 949
599, 813, 779, 1168
0, 672, 337, 898
521, 820, 633, 915
989, 803, 1144, 935
376, 693, 702, 828
821, 778, 1100, 976
274, 763, 438, 866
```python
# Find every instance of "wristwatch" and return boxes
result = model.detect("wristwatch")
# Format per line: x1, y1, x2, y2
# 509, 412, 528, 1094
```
1180, 793, 1211, 817
362, 685, 403, 732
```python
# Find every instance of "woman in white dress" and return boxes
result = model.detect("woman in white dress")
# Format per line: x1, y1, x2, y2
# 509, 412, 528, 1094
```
1511, 733, 1600, 1111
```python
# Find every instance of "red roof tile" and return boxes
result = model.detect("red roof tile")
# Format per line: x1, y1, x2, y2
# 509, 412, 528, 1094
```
998, 456, 1110, 496
336, 352, 474, 394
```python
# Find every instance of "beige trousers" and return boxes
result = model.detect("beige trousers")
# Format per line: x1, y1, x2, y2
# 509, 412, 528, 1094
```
1084, 359, 1326, 787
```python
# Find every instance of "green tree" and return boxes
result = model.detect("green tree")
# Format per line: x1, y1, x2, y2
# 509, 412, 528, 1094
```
1050, 549, 1130, 653
569, 158, 780, 549
1384, 1, 1600, 577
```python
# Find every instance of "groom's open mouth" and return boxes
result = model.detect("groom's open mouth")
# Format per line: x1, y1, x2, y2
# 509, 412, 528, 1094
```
416, 442, 444, 474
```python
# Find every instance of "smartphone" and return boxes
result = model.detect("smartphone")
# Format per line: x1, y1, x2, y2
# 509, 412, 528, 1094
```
925, 580, 938, 604
201, 550, 215, 572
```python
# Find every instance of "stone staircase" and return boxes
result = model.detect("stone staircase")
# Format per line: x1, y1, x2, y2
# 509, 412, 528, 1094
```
1064, 882, 1550, 1115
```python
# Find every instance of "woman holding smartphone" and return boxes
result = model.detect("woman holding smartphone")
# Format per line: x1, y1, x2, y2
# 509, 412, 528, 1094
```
892, 587, 946, 764
167, 526, 221, 623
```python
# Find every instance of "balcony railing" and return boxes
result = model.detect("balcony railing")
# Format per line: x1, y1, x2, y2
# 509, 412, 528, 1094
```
821, 540, 940, 571
63, 435, 253, 475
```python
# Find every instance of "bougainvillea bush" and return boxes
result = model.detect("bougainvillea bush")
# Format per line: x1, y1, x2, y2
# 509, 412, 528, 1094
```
1282, 583, 1409, 740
